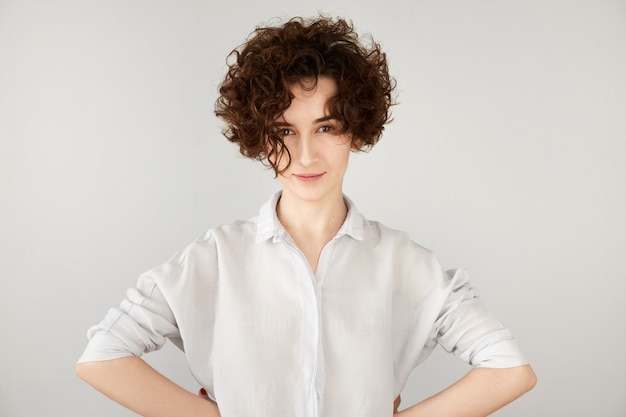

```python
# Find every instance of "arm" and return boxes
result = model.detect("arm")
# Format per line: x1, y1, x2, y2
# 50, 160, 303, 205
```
396, 364, 536, 417
75, 356, 221, 417
396, 265, 536, 416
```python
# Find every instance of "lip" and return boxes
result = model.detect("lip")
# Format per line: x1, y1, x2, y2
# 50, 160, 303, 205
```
294, 173, 325, 182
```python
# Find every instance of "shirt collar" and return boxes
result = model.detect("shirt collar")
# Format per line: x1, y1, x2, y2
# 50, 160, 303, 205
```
255, 191, 365, 244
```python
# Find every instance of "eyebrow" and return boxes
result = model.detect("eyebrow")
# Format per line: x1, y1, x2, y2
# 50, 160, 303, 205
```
274, 116, 336, 126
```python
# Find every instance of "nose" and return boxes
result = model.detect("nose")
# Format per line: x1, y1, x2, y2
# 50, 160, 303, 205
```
292, 134, 317, 167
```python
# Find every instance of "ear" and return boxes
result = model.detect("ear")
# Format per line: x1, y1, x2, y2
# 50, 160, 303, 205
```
351, 137, 364, 151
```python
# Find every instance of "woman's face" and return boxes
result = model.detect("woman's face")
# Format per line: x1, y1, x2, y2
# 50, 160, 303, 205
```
273, 76, 352, 205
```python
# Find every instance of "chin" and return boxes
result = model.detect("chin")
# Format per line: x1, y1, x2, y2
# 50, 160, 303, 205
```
296, 186, 344, 205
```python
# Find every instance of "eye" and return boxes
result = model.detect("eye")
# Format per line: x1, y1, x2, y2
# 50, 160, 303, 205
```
318, 124, 335, 133
277, 128, 293, 136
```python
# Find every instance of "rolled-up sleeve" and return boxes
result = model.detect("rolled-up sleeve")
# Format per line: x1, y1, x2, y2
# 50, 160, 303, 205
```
77, 273, 181, 363
435, 268, 528, 368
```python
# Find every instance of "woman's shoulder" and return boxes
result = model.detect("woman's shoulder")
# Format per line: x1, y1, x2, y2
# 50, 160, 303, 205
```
364, 218, 434, 256
357, 218, 442, 279
198, 217, 258, 243
149, 217, 258, 273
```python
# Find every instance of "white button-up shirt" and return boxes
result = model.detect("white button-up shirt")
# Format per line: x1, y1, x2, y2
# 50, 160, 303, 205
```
78, 192, 527, 417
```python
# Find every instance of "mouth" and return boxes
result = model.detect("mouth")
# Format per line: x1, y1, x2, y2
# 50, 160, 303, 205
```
293, 173, 325, 182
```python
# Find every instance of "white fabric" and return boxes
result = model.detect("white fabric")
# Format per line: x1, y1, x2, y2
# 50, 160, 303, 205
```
78, 191, 527, 417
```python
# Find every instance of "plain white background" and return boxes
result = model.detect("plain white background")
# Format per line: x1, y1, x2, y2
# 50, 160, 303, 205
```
1, 0, 625, 416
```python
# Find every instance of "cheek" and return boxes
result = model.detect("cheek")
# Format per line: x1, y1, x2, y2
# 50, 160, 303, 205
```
331, 145, 352, 173
273, 152, 291, 174
266, 139, 291, 172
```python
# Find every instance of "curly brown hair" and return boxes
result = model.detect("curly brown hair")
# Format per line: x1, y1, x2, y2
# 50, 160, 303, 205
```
215, 15, 395, 174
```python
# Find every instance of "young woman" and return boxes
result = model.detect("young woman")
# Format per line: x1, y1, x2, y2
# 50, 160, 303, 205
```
76, 16, 536, 417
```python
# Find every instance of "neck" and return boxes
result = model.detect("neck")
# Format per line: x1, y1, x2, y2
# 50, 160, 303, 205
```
276, 190, 348, 239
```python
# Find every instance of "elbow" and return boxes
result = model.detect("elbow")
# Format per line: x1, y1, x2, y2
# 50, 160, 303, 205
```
75, 356, 140, 388
505, 364, 536, 398
520, 364, 537, 394
480, 364, 537, 400
75, 361, 106, 386
75, 361, 92, 383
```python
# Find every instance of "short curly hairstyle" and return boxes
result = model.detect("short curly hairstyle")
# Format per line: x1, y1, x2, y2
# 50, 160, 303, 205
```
215, 15, 395, 175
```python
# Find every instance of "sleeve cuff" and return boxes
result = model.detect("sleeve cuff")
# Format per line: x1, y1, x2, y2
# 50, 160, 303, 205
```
468, 335, 529, 368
